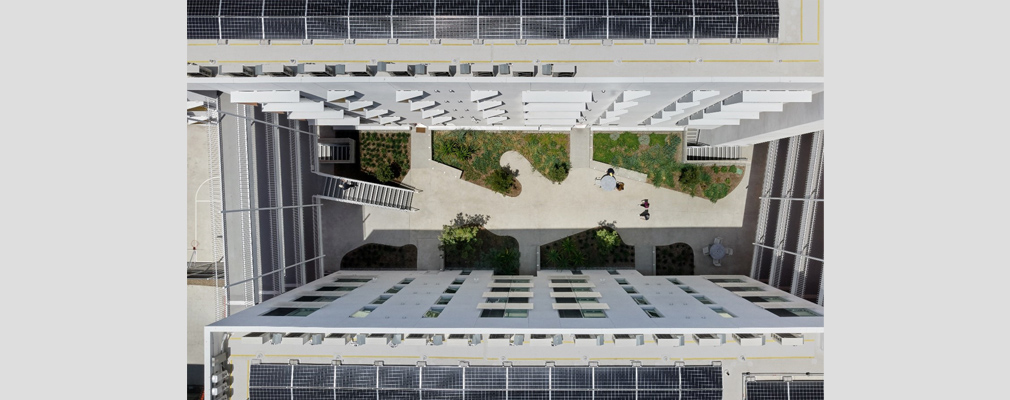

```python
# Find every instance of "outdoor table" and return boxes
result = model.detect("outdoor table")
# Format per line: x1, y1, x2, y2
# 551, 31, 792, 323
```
600, 175, 617, 191
709, 242, 727, 260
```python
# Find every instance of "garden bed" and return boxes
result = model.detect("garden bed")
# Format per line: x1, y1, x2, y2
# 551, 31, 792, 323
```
432, 130, 570, 196
540, 227, 635, 269
655, 243, 695, 275
593, 132, 746, 202
359, 131, 411, 183
340, 243, 417, 270
441, 229, 520, 274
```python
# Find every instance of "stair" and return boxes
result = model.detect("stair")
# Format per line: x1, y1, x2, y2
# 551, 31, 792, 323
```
685, 146, 742, 161
318, 175, 416, 211
685, 129, 699, 145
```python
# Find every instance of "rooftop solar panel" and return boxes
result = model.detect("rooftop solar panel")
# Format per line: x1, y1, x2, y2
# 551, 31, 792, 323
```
593, 391, 636, 400
188, 0, 219, 16
652, 0, 694, 16
307, 0, 349, 16
637, 391, 681, 400
349, 0, 391, 16
695, 0, 738, 16
565, 17, 607, 39
508, 367, 550, 390
421, 390, 465, 400
477, 17, 521, 39
694, 16, 737, 38
264, 18, 305, 39
521, 17, 565, 39
651, 16, 693, 38
188, 17, 220, 39
220, 17, 262, 39
436, 0, 478, 15
551, 367, 593, 390
249, 387, 290, 400
392, 16, 435, 38
264, 0, 306, 16
481, 0, 521, 16
738, 0, 779, 15
788, 381, 825, 400
507, 391, 550, 400
608, 17, 651, 39
333, 389, 379, 400
307, 17, 349, 39
349, 17, 392, 38
335, 366, 377, 389
550, 391, 593, 400
637, 367, 679, 390
220, 0, 263, 16
565, 0, 607, 16
595, 367, 637, 390
377, 389, 421, 400
608, 0, 650, 16
421, 367, 463, 390
738, 16, 778, 38
465, 391, 508, 400
680, 367, 721, 390
293, 364, 334, 388
291, 388, 333, 400
249, 364, 291, 387
522, 0, 563, 16
435, 17, 477, 38
379, 366, 420, 389
465, 367, 507, 390
679, 390, 723, 400
393, 0, 435, 15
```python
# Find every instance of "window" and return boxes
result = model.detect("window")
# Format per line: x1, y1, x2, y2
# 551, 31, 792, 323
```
335, 278, 372, 283
643, 308, 663, 318
679, 286, 696, 293
615, 278, 628, 285
555, 297, 599, 304
552, 278, 587, 284
318, 286, 357, 292
706, 278, 745, 283
490, 287, 531, 292
423, 307, 444, 318
386, 286, 405, 294
632, 295, 650, 305
480, 309, 529, 318
436, 295, 453, 305
693, 295, 714, 304
399, 278, 415, 284
558, 309, 607, 318
572, 270, 583, 275
452, 278, 466, 284
725, 286, 764, 292
553, 287, 592, 292
667, 278, 683, 285
349, 307, 376, 318
743, 296, 788, 303
460, 270, 472, 275
607, 270, 620, 275
483, 297, 529, 304
371, 295, 392, 304
294, 295, 340, 302
711, 307, 735, 318
623, 286, 638, 294
263, 307, 319, 317
494, 278, 530, 284
767, 308, 821, 317
444, 285, 460, 294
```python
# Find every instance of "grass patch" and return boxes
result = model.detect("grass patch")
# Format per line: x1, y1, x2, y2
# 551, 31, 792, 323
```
434, 130, 570, 195
592, 132, 746, 203
360, 131, 410, 183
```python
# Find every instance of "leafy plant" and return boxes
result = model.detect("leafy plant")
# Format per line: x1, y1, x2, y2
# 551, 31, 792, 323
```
728, 165, 738, 174
375, 163, 395, 182
595, 228, 621, 255
704, 183, 730, 203
486, 165, 516, 194
546, 162, 570, 182
679, 164, 702, 187
438, 225, 479, 260
546, 249, 563, 269
490, 248, 520, 275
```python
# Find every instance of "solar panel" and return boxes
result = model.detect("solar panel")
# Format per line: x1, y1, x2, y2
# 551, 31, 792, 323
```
680, 366, 721, 390
608, 17, 650, 39
652, 0, 694, 16
250, 364, 291, 387
550, 391, 593, 400
594, 367, 636, 390
565, 0, 607, 16
293, 364, 334, 388
333, 389, 379, 400
695, 0, 738, 16
680, 390, 723, 400
264, 18, 305, 39
507, 367, 550, 390
694, 16, 737, 38
521, 17, 565, 39
435, 17, 477, 38
307, 17, 348, 39
379, 366, 420, 389
349, 0, 391, 16
290, 388, 333, 400
220, 17, 262, 39
377, 389, 421, 400
507, 391, 550, 400
592, 391, 636, 400
651, 16, 693, 38
264, 0, 305, 16
637, 367, 679, 390
551, 367, 593, 390
565, 17, 607, 39
435, 0, 478, 16
521, 0, 563, 16
220, 0, 263, 16
188, 17, 220, 39
335, 365, 377, 389
465, 391, 507, 400
349, 17, 392, 39
188, 0, 219, 16
465, 367, 507, 390
480, 0, 521, 16
392, 0, 435, 16
637, 391, 681, 400
788, 381, 825, 400
421, 367, 463, 390
608, 0, 650, 16
738, 16, 778, 38
738, 0, 779, 15
421, 390, 465, 400
392, 16, 434, 38
477, 17, 521, 39
249, 387, 289, 400
308, 0, 349, 16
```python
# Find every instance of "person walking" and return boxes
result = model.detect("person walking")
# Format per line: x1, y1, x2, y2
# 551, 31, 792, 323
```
639, 210, 650, 220
616, 182, 625, 191
640, 199, 649, 208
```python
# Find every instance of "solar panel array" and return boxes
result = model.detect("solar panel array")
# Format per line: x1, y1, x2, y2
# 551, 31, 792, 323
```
745, 379, 824, 400
248, 364, 722, 400
188, 0, 778, 40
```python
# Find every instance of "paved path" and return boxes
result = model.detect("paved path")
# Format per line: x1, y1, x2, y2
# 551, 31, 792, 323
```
322, 128, 758, 276
569, 127, 592, 168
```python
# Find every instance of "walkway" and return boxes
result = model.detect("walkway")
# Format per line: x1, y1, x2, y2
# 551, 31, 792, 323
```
322, 127, 759, 276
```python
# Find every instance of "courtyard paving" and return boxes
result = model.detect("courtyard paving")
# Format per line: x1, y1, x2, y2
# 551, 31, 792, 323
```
321, 128, 762, 276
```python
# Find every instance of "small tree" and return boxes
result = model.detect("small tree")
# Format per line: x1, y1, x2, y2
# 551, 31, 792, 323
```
595, 228, 621, 255
487, 166, 516, 194
679, 164, 702, 188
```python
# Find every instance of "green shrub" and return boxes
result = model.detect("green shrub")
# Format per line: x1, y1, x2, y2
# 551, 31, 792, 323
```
724, 178, 731, 184
595, 229, 621, 254
486, 166, 516, 194
679, 164, 702, 187
700, 172, 712, 184
438, 225, 480, 260
704, 183, 730, 203
546, 162, 570, 182
375, 163, 395, 182
728, 165, 738, 174
489, 248, 520, 275
720, 166, 728, 173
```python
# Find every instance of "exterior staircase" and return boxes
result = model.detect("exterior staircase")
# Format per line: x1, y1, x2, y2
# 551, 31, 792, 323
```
685, 145, 742, 161
316, 174, 416, 211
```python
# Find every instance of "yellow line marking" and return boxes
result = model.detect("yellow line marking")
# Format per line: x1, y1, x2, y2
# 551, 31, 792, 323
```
742, 43, 769, 45
272, 43, 301, 46
747, 356, 816, 360
314, 43, 344, 45
528, 43, 557, 46
399, 44, 429, 46
341, 355, 420, 358
493, 60, 532, 63
507, 358, 583, 361
355, 43, 387, 46
571, 43, 601, 46
614, 43, 644, 45
682, 357, 737, 360
590, 357, 662, 360
805, 339, 817, 342
443, 44, 472, 46
623, 60, 693, 63
603, 341, 614, 344
782, 60, 819, 62
428, 356, 485, 360
188, 43, 216, 46
779, 43, 818, 45
704, 60, 775, 62
700, 43, 730, 45
684, 341, 695, 343
657, 43, 687, 45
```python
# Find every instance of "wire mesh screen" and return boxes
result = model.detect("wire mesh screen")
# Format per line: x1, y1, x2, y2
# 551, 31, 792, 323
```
306, 17, 348, 39
333, 389, 379, 400
249, 388, 289, 400
334, 365, 377, 389
421, 367, 463, 390
464, 367, 507, 390
551, 367, 593, 389
292, 364, 334, 387
788, 381, 825, 400
190, 0, 779, 39
636, 367, 678, 390
422, 390, 465, 400
290, 388, 333, 400
380, 366, 421, 389
507, 367, 550, 390
250, 364, 291, 387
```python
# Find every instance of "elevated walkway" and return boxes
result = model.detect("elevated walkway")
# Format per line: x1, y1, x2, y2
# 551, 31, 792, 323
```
315, 174, 416, 212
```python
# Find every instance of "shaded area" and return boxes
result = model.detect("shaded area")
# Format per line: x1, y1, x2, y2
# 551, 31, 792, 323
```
656, 243, 695, 275
540, 227, 635, 269
340, 243, 417, 270
433, 130, 570, 196
442, 229, 520, 273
